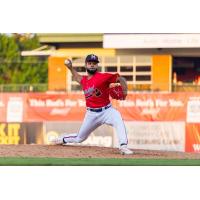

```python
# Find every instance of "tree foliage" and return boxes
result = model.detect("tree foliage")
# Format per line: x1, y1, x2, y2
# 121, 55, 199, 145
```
0, 34, 48, 84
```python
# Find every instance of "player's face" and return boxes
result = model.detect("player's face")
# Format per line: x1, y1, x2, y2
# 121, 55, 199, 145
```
85, 61, 98, 75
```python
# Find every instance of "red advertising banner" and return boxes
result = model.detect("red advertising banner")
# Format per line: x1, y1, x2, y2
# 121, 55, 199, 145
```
0, 92, 200, 122
114, 93, 187, 121
185, 124, 200, 153
25, 93, 86, 121
0, 94, 6, 122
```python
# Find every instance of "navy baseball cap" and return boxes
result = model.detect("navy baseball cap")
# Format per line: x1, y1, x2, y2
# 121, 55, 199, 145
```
85, 54, 99, 63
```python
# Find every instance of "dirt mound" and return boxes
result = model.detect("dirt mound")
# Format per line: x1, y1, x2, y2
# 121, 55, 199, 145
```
0, 144, 200, 159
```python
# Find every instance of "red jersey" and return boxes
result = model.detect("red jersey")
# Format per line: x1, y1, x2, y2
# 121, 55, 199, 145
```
80, 72, 119, 108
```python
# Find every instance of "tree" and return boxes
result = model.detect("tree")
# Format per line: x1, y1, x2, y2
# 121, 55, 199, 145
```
0, 34, 20, 84
0, 33, 48, 84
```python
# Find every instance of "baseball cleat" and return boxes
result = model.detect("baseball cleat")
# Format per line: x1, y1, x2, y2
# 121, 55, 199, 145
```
49, 136, 64, 145
119, 146, 133, 155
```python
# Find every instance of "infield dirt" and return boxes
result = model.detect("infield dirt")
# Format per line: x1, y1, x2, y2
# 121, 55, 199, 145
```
0, 145, 200, 159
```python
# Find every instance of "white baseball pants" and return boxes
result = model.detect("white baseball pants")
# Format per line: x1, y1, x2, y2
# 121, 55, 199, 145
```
63, 105, 128, 147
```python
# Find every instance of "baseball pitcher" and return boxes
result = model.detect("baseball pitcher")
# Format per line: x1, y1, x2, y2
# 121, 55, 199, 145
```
51, 54, 133, 155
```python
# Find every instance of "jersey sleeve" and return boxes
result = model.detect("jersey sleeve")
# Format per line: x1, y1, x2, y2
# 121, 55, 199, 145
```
107, 73, 120, 84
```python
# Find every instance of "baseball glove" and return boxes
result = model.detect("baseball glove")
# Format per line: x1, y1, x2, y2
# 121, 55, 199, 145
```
109, 84, 126, 100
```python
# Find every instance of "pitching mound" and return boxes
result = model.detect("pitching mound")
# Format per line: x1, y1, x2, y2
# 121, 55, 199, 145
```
0, 144, 200, 159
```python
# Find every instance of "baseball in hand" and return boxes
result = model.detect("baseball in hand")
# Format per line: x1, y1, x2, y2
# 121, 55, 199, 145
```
64, 59, 73, 69
64, 59, 71, 65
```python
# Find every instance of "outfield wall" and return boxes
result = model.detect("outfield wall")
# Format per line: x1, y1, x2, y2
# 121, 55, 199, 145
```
0, 92, 200, 152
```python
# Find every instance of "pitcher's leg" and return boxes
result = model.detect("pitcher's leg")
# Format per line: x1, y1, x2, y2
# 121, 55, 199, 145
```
104, 108, 133, 155
63, 112, 101, 144
104, 108, 128, 146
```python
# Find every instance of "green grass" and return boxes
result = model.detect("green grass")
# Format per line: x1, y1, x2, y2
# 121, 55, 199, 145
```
0, 157, 200, 166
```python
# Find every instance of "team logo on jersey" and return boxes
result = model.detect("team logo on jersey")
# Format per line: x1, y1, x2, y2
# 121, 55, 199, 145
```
84, 86, 102, 99
94, 88, 101, 97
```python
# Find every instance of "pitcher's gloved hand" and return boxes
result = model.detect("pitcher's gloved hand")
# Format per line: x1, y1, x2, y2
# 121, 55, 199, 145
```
109, 84, 126, 100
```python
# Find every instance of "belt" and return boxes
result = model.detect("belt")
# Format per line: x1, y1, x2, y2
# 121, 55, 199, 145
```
87, 104, 111, 112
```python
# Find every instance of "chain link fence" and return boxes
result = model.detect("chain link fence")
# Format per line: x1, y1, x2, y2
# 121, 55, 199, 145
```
0, 84, 48, 92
